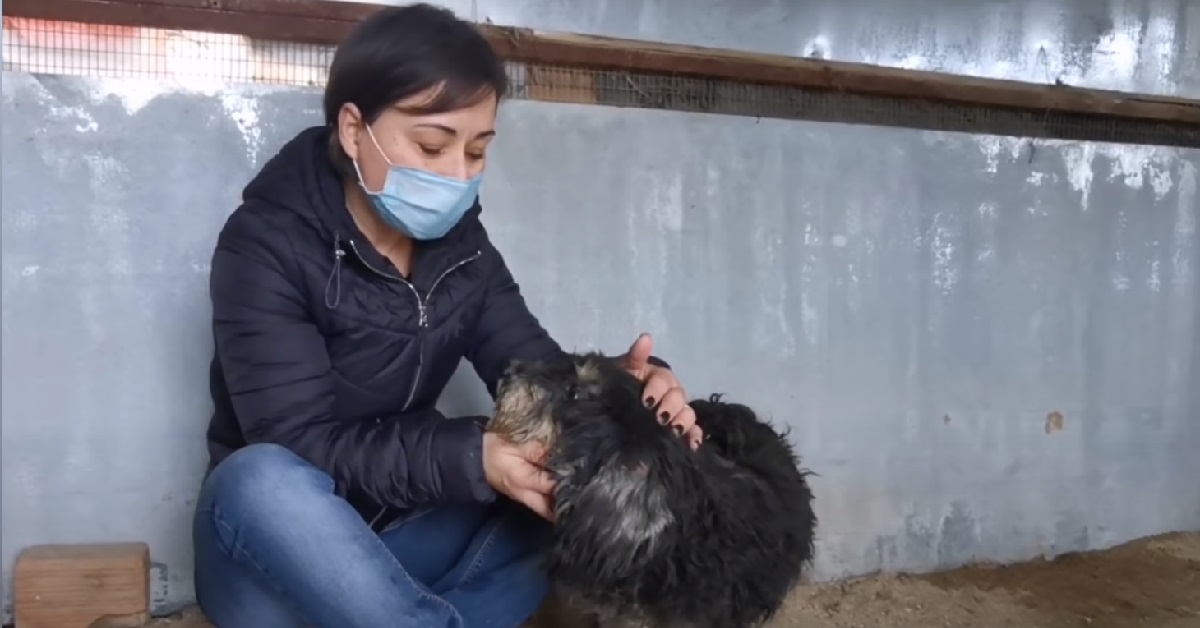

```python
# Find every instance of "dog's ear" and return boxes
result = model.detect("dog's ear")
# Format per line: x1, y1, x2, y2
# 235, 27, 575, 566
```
569, 355, 611, 401
573, 356, 601, 381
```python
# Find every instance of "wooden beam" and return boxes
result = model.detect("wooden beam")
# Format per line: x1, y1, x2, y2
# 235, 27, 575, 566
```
5, 0, 1200, 127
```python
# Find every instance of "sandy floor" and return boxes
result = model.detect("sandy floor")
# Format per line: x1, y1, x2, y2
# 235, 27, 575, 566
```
115, 531, 1200, 628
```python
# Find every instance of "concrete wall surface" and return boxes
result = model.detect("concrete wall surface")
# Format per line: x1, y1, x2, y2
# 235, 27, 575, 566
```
3, 0, 1200, 617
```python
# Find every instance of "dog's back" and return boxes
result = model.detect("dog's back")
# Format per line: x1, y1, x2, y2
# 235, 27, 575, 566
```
680, 396, 817, 627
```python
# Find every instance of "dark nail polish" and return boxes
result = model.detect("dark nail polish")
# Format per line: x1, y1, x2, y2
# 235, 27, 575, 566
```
644, 396, 656, 407
673, 424, 685, 435
659, 411, 670, 423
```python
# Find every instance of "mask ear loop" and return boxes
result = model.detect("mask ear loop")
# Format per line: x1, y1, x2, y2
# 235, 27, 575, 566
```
363, 125, 396, 166
353, 123, 394, 195
352, 159, 381, 195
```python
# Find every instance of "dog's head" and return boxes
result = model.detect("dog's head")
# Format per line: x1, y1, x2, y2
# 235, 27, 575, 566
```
490, 352, 696, 580
491, 353, 610, 446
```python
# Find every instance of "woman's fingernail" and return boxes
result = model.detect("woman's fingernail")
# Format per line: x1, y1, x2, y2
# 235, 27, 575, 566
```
673, 424, 685, 435
658, 411, 670, 424
644, 396, 656, 407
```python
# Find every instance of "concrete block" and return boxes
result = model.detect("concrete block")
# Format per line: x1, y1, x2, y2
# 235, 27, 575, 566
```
13, 543, 151, 628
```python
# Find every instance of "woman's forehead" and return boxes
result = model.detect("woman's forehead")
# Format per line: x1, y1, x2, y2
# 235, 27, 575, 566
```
383, 91, 498, 135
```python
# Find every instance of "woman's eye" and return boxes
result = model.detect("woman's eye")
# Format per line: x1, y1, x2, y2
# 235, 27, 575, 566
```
466, 153, 485, 161
418, 144, 445, 156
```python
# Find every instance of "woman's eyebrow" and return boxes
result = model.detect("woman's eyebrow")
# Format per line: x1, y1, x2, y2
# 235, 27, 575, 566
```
411, 123, 496, 140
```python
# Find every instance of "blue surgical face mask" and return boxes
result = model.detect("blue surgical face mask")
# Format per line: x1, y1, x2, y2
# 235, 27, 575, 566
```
353, 125, 482, 241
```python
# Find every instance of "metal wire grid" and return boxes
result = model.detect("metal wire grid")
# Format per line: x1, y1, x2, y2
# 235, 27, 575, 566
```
519, 65, 1200, 149
4, 17, 1198, 149
2, 17, 334, 85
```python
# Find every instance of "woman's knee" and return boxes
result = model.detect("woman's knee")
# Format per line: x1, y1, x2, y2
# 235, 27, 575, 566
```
200, 443, 334, 522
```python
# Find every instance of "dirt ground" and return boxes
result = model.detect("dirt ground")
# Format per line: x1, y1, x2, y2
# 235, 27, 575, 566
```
116, 531, 1200, 628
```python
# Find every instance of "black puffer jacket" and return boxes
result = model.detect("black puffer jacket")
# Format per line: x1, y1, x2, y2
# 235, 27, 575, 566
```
205, 126, 586, 529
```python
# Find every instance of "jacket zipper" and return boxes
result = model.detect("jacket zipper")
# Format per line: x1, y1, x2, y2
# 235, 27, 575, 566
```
400, 251, 482, 410
344, 241, 481, 411
345, 241, 481, 529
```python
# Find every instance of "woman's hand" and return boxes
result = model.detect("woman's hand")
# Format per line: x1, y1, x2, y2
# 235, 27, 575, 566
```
482, 432, 556, 520
620, 333, 703, 450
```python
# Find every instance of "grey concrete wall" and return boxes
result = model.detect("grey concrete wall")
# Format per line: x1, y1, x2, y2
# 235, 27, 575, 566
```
3, 0, 1200, 618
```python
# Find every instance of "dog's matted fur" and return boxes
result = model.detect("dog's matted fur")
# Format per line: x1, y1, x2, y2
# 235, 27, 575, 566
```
489, 352, 817, 628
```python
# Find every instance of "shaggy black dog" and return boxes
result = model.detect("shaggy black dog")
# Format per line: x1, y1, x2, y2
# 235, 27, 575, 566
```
489, 351, 817, 628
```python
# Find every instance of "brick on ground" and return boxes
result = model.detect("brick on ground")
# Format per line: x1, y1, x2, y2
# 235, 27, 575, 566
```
12, 543, 150, 628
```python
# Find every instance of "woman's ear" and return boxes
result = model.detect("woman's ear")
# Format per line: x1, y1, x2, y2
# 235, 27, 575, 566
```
336, 103, 364, 164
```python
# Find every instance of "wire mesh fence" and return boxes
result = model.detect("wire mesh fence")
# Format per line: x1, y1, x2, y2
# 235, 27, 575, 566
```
4, 16, 1200, 148
520, 64, 1200, 148
2, 17, 334, 85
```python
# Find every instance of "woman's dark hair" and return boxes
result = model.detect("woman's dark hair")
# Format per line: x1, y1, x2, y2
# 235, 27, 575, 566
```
323, 3, 508, 174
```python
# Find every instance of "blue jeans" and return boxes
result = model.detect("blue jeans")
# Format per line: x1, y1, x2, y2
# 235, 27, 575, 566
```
192, 443, 551, 628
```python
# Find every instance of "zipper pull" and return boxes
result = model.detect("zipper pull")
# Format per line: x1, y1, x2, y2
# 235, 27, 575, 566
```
418, 301, 428, 327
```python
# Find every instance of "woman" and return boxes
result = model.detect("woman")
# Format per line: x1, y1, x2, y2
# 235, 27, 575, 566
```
192, 4, 701, 628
